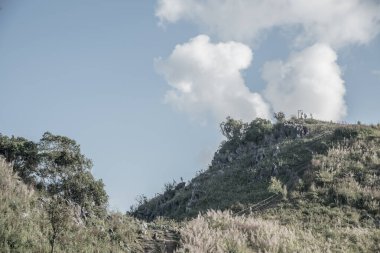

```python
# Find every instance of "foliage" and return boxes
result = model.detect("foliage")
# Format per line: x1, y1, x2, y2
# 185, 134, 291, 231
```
220, 117, 274, 145
268, 177, 287, 199
243, 118, 273, 144
0, 158, 48, 252
46, 196, 70, 253
133, 117, 380, 251
3, 119, 380, 252
0, 134, 39, 184
0, 157, 178, 252
61, 171, 108, 217
273, 111, 285, 122
332, 127, 359, 141
0, 132, 108, 217
220, 116, 246, 141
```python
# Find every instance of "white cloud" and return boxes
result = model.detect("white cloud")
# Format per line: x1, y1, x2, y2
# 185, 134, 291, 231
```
155, 0, 198, 23
262, 43, 347, 121
155, 1, 380, 122
156, 35, 270, 122
156, 0, 380, 48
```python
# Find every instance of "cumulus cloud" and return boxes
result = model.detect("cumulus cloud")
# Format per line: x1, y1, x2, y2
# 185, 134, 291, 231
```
263, 43, 347, 121
156, 1, 380, 122
156, 0, 380, 48
155, 35, 270, 122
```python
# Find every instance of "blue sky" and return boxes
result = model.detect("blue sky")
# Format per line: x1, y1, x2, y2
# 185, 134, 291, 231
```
0, 0, 379, 211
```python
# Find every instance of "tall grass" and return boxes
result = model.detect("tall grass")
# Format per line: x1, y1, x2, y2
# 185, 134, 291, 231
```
176, 210, 326, 253
0, 157, 50, 252
0, 157, 156, 252
176, 209, 380, 253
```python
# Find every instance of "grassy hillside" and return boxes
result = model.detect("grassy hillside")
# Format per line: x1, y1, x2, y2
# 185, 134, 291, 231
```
0, 131, 182, 253
133, 118, 380, 251
0, 156, 183, 252
2, 118, 380, 252
0, 157, 137, 252
133, 118, 380, 220
175, 208, 380, 252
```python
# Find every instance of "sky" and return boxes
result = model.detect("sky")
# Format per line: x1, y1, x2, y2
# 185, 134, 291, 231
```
0, 0, 379, 211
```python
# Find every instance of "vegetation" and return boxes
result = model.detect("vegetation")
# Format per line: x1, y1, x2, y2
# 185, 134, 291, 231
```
176, 209, 380, 252
2, 116, 380, 252
0, 133, 178, 252
0, 132, 108, 217
133, 116, 380, 252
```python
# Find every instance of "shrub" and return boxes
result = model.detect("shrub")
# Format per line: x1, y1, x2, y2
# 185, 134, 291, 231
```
243, 118, 273, 144
220, 117, 246, 141
332, 127, 359, 141
273, 112, 285, 123
268, 177, 287, 199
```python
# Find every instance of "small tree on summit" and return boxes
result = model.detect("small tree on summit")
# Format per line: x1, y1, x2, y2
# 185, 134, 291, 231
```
243, 118, 273, 144
220, 117, 246, 141
274, 112, 286, 123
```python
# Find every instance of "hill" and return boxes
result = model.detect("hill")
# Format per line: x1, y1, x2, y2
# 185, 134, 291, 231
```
133, 118, 380, 220
133, 117, 380, 252
2, 117, 380, 252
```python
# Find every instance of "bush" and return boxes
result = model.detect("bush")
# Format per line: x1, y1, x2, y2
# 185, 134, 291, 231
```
0, 135, 39, 184
220, 117, 246, 141
243, 118, 273, 144
273, 112, 285, 123
268, 177, 287, 199
332, 127, 359, 141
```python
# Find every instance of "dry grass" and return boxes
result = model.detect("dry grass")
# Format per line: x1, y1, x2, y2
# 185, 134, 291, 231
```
0, 157, 144, 252
0, 157, 50, 252
176, 209, 380, 253
176, 210, 329, 253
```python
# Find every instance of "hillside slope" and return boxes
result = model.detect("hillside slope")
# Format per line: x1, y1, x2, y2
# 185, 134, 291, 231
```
0, 156, 183, 252
133, 118, 380, 222
2, 118, 380, 252
0, 131, 182, 253
133, 118, 380, 251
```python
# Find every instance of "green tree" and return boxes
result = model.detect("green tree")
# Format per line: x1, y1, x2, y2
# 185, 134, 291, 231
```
273, 111, 286, 123
62, 171, 108, 217
0, 134, 39, 183
243, 118, 273, 144
38, 132, 108, 215
220, 117, 246, 141
38, 132, 92, 183
46, 196, 70, 253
